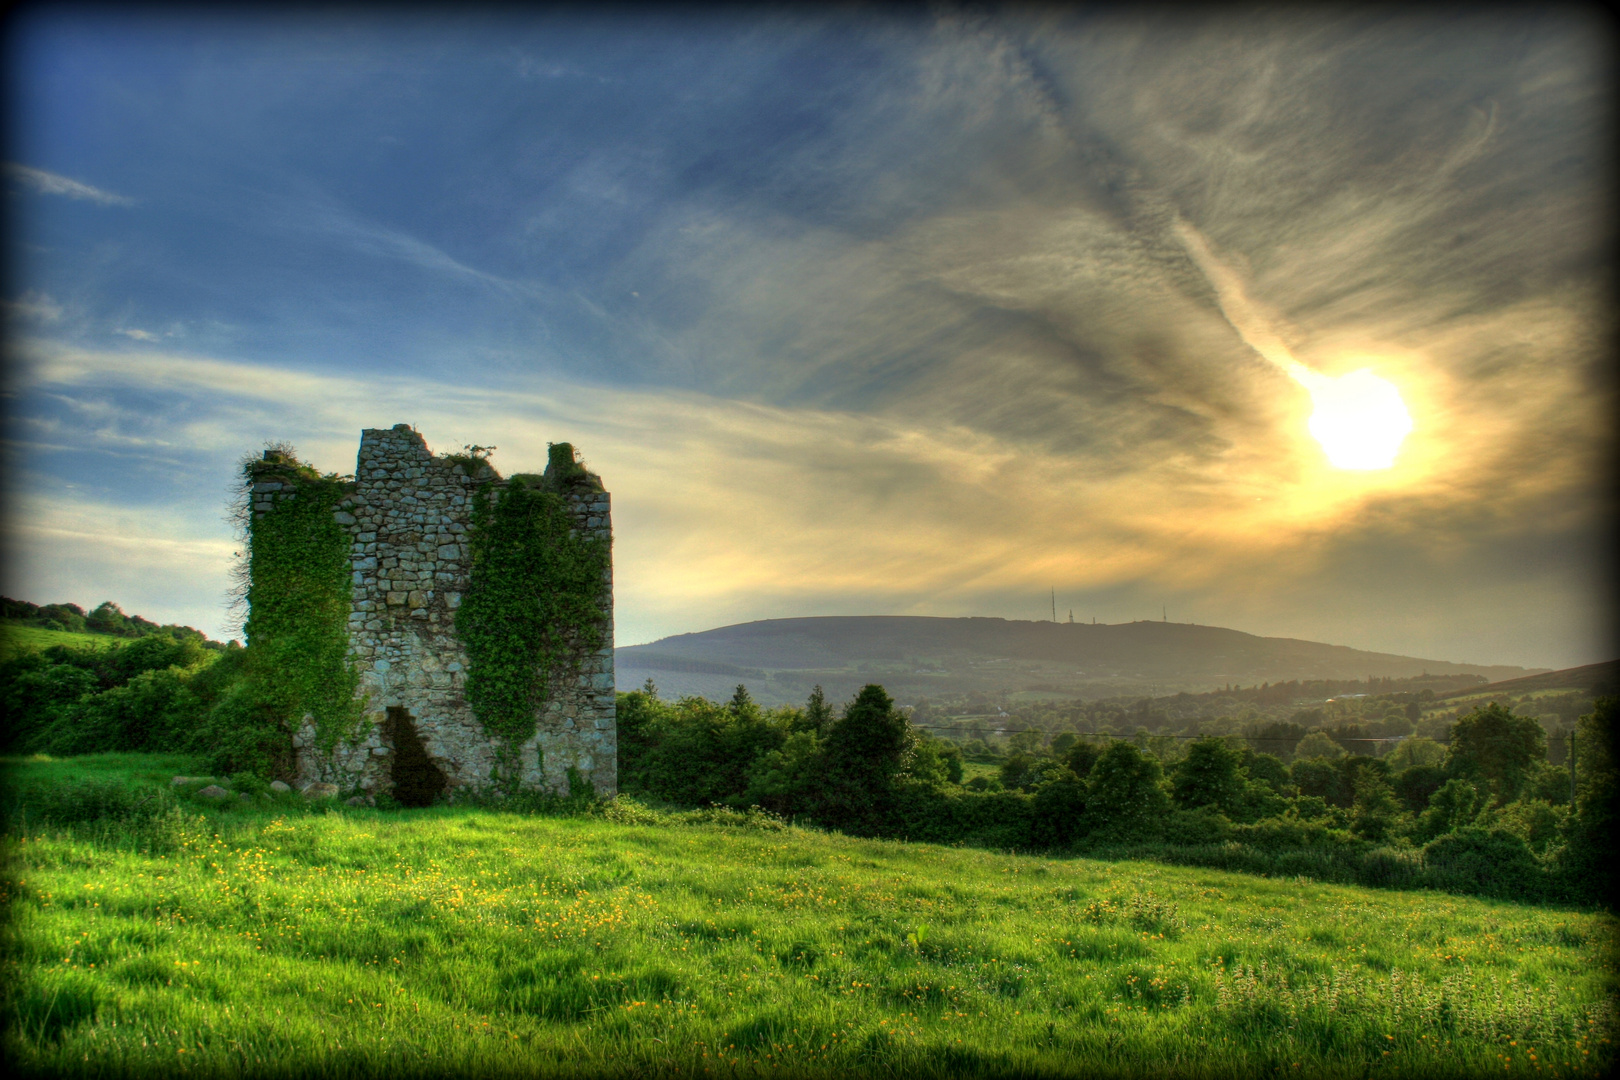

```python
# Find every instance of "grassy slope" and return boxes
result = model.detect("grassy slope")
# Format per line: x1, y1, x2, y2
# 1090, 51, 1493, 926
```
1, 752, 207, 788
2, 759, 1613, 1079
0, 623, 125, 660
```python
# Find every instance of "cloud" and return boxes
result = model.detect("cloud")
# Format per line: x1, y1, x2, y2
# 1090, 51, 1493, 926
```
2, 11, 1610, 669
9, 333, 1607, 666
2, 493, 240, 640
4, 291, 63, 323
5, 163, 134, 205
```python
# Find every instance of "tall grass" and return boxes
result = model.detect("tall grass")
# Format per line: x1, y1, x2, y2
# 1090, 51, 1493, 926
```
1, 758, 1614, 1078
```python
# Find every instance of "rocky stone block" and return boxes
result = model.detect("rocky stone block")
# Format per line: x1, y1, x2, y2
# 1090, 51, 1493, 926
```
196, 785, 231, 800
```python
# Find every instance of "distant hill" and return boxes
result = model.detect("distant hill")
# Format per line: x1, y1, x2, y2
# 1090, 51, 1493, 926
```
616, 616, 1544, 707
1433, 659, 1619, 701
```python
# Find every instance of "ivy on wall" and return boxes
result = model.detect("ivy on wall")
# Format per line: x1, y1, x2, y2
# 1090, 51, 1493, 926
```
456, 443, 610, 742
243, 449, 365, 757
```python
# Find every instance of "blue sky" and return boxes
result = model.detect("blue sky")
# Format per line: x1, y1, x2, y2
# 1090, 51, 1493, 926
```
3, 7, 1613, 668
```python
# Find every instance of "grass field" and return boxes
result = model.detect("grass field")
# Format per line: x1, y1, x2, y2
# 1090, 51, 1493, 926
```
0, 622, 126, 660
1, 755, 1614, 1078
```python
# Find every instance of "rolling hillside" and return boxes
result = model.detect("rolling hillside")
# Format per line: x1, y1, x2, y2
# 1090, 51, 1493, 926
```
1432, 658, 1620, 700
616, 616, 1543, 706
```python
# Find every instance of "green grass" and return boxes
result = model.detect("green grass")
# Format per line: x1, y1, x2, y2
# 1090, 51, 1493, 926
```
1, 752, 208, 788
959, 761, 1001, 783
2, 756, 1614, 1078
0, 622, 126, 660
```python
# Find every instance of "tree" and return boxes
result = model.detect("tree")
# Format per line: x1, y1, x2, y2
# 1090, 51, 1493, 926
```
1063, 740, 1103, 779
1386, 736, 1447, 771
795, 685, 833, 735
1171, 738, 1247, 816
905, 735, 955, 790
1412, 778, 1485, 842
744, 730, 824, 817
1007, 728, 1044, 755
1000, 751, 1038, 790
1390, 764, 1447, 813
819, 684, 915, 832
1031, 771, 1087, 847
729, 684, 759, 720
1350, 771, 1404, 841
1239, 750, 1293, 796
1293, 730, 1345, 760
1446, 703, 1546, 805
1553, 697, 1618, 907
1081, 741, 1171, 842
85, 601, 130, 636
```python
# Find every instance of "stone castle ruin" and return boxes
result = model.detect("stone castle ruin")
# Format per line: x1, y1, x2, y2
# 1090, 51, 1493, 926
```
248, 425, 615, 803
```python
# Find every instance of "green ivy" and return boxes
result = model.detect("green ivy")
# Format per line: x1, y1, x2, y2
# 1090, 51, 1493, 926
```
456, 444, 609, 742
242, 451, 365, 759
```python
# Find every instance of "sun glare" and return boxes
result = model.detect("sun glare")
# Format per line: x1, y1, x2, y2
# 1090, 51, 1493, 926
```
1295, 368, 1413, 471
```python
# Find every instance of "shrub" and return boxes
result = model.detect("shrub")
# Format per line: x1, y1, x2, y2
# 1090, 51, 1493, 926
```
1494, 798, 1565, 855
1411, 777, 1485, 843
1421, 827, 1547, 900
1161, 805, 1232, 845
1029, 776, 1087, 847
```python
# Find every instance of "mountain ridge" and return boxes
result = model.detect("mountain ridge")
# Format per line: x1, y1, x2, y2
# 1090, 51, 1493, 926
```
615, 615, 1544, 706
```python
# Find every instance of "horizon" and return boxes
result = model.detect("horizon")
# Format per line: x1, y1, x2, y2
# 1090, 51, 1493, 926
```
1, 595, 1578, 674
4, 8, 1613, 671
618, 610, 1563, 676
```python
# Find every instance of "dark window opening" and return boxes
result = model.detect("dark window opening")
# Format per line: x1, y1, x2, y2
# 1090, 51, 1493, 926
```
385, 707, 448, 808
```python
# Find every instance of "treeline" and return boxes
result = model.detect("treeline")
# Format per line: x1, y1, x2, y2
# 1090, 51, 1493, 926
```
1, 602, 260, 767
921, 681, 1592, 762
620, 681, 1617, 907
1, 635, 250, 759
2, 597, 226, 644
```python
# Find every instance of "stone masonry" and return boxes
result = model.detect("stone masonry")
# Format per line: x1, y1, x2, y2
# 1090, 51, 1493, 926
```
270, 425, 615, 799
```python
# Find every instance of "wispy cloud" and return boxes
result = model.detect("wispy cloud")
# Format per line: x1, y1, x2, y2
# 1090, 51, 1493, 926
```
3, 11, 1610, 668
10, 336, 1606, 666
5, 163, 134, 205
4, 291, 63, 323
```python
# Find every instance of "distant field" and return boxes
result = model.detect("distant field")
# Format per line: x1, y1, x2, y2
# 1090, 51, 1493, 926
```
2, 754, 1612, 1078
0, 622, 125, 659
958, 760, 1000, 783
1, 751, 208, 790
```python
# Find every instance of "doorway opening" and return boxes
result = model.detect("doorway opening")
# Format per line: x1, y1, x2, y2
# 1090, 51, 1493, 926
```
385, 707, 448, 808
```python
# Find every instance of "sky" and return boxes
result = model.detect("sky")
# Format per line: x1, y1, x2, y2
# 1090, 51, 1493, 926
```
2, 6, 1613, 669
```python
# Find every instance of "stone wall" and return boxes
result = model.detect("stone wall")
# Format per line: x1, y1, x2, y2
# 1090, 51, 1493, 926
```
288, 424, 615, 799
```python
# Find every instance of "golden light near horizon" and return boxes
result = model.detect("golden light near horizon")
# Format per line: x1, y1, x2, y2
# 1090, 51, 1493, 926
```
1293, 367, 1415, 470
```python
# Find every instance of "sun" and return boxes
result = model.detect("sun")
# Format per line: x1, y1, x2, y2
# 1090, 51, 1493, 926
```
1295, 368, 1414, 470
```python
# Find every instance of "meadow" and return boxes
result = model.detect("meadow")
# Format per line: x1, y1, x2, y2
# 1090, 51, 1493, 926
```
2, 755, 1614, 1078
0, 624, 125, 661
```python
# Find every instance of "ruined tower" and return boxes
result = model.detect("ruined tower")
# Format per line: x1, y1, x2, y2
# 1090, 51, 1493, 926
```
259, 425, 615, 801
